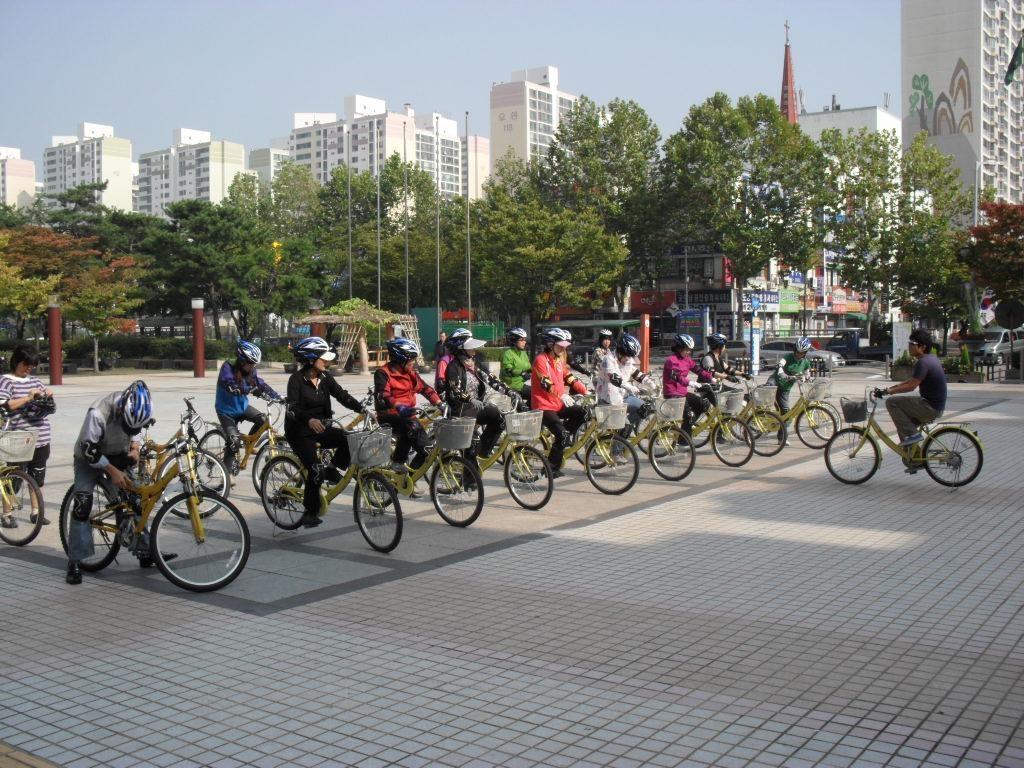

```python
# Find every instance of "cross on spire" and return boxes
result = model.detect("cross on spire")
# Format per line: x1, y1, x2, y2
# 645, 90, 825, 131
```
785, 19, 790, 44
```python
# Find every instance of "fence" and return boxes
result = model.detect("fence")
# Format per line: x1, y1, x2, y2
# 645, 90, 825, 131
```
732, 357, 832, 378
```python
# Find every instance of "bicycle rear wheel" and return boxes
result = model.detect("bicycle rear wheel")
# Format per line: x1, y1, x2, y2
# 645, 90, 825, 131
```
796, 405, 838, 449
745, 409, 787, 457
198, 429, 228, 469
353, 471, 403, 552
584, 434, 640, 495
824, 427, 880, 484
193, 449, 230, 498
259, 455, 306, 530
151, 491, 249, 592
922, 427, 983, 488
503, 444, 554, 510
647, 425, 696, 482
0, 469, 44, 547
58, 485, 120, 571
711, 417, 754, 467
430, 454, 484, 527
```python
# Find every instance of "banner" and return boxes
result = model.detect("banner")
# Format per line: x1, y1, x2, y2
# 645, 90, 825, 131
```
742, 290, 780, 313
676, 288, 732, 311
675, 309, 705, 348
630, 290, 675, 314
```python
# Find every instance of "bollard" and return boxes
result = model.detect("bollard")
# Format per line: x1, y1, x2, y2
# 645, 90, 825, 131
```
191, 299, 205, 378
47, 296, 62, 386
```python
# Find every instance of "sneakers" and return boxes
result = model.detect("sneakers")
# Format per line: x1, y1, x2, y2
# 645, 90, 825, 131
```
551, 469, 565, 480
1, 514, 17, 529
299, 512, 323, 528
139, 551, 178, 568
29, 513, 51, 526
66, 561, 82, 585
899, 432, 923, 447
409, 480, 426, 498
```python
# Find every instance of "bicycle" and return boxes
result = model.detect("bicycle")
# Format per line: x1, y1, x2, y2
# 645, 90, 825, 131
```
684, 384, 755, 467
198, 392, 289, 493
137, 397, 229, 500
0, 424, 45, 547
738, 377, 838, 456
57, 435, 250, 592
473, 392, 554, 510
259, 418, 403, 553
824, 389, 983, 487
623, 396, 697, 481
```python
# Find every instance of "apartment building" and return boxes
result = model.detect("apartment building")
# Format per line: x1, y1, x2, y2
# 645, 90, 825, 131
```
489, 66, 577, 169
42, 123, 133, 210
0, 147, 37, 209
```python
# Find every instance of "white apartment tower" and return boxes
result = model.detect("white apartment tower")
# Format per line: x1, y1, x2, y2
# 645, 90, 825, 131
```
0, 148, 37, 209
462, 135, 490, 200
42, 123, 133, 210
797, 104, 903, 144
489, 66, 576, 170
902, 0, 1024, 203
249, 146, 290, 187
136, 129, 248, 217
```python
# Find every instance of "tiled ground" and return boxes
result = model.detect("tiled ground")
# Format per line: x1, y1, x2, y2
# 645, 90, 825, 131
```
0, 370, 1021, 767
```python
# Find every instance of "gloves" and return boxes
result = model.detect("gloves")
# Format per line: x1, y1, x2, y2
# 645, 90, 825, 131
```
397, 405, 416, 418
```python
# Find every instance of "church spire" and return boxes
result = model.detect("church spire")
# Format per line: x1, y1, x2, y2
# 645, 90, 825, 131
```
781, 20, 798, 124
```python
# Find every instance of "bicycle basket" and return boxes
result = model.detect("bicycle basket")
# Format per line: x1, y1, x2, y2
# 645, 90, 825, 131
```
0, 429, 37, 463
655, 397, 686, 421
807, 379, 832, 400
504, 410, 542, 442
720, 391, 745, 414
346, 427, 392, 468
752, 386, 777, 406
840, 398, 868, 423
484, 391, 514, 414
593, 404, 628, 430
436, 417, 477, 450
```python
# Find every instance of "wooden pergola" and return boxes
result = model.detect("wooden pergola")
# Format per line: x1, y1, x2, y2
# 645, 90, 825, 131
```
297, 311, 423, 374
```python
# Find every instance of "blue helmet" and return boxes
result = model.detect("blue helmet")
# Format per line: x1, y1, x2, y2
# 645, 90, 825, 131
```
292, 336, 335, 363
616, 334, 641, 358
507, 327, 527, 343
236, 340, 262, 364
707, 333, 728, 349
387, 337, 420, 363
795, 336, 813, 353
673, 333, 695, 350
119, 380, 153, 431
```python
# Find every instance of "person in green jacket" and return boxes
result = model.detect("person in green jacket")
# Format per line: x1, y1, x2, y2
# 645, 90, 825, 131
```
770, 336, 813, 444
501, 327, 532, 407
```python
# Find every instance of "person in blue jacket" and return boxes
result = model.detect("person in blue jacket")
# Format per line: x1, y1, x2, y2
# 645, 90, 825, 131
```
216, 340, 281, 479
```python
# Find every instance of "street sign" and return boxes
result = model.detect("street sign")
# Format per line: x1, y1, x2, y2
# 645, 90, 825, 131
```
995, 299, 1024, 330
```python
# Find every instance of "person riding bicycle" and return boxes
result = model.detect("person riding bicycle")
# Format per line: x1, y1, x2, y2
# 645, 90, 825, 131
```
284, 337, 369, 529
663, 333, 707, 434
66, 380, 161, 585
882, 328, 946, 450
595, 333, 648, 435
500, 327, 533, 406
375, 338, 442, 493
215, 340, 281, 483
532, 328, 587, 477
770, 336, 814, 444
434, 327, 471, 400
591, 329, 614, 377
697, 333, 748, 406
445, 333, 512, 461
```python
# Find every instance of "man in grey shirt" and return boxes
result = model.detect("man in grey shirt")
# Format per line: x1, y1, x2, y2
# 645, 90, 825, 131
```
884, 328, 946, 450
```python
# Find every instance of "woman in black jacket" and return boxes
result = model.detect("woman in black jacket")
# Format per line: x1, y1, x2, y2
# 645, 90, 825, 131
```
285, 337, 368, 528
444, 335, 508, 461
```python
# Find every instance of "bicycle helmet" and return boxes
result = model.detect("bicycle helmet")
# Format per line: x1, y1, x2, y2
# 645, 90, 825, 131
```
236, 340, 262, 365
598, 329, 613, 341
448, 335, 486, 352
507, 327, 527, 343
444, 327, 473, 351
542, 327, 572, 348
119, 380, 153, 431
387, 337, 420, 363
673, 333, 695, 350
795, 336, 813, 353
292, 336, 336, 363
616, 334, 641, 358
707, 333, 728, 349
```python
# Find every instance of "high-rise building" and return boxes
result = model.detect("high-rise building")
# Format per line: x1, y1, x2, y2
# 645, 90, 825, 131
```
0, 147, 37, 209
249, 146, 290, 187
136, 129, 248, 217
902, 0, 1023, 203
489, 66, 577, 169
462, 135, 490, 201
798, 104, 902, 143
42, 123, 133, 210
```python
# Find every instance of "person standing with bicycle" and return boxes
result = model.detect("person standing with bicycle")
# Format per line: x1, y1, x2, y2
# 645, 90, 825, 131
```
284, 337, 370, 529
883, 328, 946, 448
532, 328, 587, 477
770, 336, 813, 445
215, 341, 281, 484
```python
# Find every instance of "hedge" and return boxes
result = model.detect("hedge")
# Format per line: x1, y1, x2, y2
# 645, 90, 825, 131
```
0, 336, 292, 363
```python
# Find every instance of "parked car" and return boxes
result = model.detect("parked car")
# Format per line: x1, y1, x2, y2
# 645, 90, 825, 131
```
975, 326, 1022, 364
758, 340, 845, 368
724, 340, 750, 358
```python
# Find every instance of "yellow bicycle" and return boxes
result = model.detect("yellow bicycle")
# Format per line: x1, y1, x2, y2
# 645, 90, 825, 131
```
623, 396, 696, 481
0, 425, 45, 547
473, 393, 554, 510
137, 397, 229, 499
685, 385, 755, 467
198, 392, 289, 493
739, 378, 838, 456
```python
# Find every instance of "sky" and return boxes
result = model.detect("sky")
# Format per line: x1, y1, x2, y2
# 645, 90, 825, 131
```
0, 0, 900, 169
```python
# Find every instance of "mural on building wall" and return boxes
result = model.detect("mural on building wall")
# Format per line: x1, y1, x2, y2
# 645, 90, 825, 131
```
908, 58, 974, 135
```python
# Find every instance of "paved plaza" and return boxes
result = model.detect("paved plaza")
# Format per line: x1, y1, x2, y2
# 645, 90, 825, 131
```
0, 367, 1022, 767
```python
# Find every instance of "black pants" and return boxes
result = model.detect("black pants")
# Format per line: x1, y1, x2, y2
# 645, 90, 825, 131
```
218, 407, 265, 471
542, 406, 586, 469
284, 426, 351, 517
453, 402, 503, 459
378, 412, 430, 470
14, 443, 50, 487
682, 393, 708, 433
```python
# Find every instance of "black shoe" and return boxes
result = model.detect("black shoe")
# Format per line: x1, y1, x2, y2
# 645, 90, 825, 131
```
551, 469, 565, 479
323, 466, 344, 485
299, 512, 323, 528
1, 515, 17, 529
66, 561, 82, 585
30, 513, 51, 526
139, 552, 177, 568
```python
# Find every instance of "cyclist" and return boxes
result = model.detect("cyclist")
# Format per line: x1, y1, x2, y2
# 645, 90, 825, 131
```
770, 336, 814, 444
445, 334, 510, 461
284, 337, 369, 529
883, 328, 946, 450
0, 346, 55, 527
698, 332, 747, 405
532, 328, 587, 477
500, 327, 532, 406
663, 333, 706, 434
434, 327, 471, 400
375, 337, 442, 494
595, 333, 648, 434
215, 340, 281, 483
592, 329, 614, 376
66, 380, 161, 585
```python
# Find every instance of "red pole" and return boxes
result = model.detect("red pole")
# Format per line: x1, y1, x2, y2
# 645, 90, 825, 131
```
47, 297, 62, 386
640, 312, 651, 373
191, 299, 205, 378
310, 322, 327, 338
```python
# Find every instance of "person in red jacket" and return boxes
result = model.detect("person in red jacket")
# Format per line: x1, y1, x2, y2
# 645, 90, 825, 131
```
532, 328, 587, 476
374, 338, 441, 489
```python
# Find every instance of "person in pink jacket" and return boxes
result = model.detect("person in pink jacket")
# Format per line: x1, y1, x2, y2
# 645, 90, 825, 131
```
662, 333, 707, 434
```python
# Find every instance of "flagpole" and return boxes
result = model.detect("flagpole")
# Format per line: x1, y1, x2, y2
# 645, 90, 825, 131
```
404, 120, 410, 316
435, 116, 441, 338
347, 125, 353, 298
376, 118, 382, 312
465, 111, 472, 331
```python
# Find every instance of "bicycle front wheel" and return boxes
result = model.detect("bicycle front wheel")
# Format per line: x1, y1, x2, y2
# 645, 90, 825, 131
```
504, 444, 554, 510
922, 427, 983, 488
745, 409, 787, 457
711, 417, 754, 467
430, 454, 484, 527
648, 425, 696, 482
353, 471, 403, 552
584, 434, 639, 495
824, 427, 881, 484
251, 438, 290, 495
151, 491, 249, 592
689, 411, 711, 449
796, 405, 838, 449
0, 469, 44, 546
58, 485, 120, 571
259, 455, 306, 530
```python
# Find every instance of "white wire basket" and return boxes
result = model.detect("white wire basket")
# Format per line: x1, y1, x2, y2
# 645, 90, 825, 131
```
504, 410, 542, 442
484, 391, 514, 414
0, 429, 38, 463
720, 391, 746, 415
593, 404, 628, 430
436, 418, 477, 451
655, 397, 686, 421
346, 427, 392, 468
752, 386, 778, 406
806, 379, 832, 400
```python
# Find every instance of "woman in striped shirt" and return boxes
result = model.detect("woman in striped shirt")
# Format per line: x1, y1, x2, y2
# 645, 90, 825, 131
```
0, 347, 54, 525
